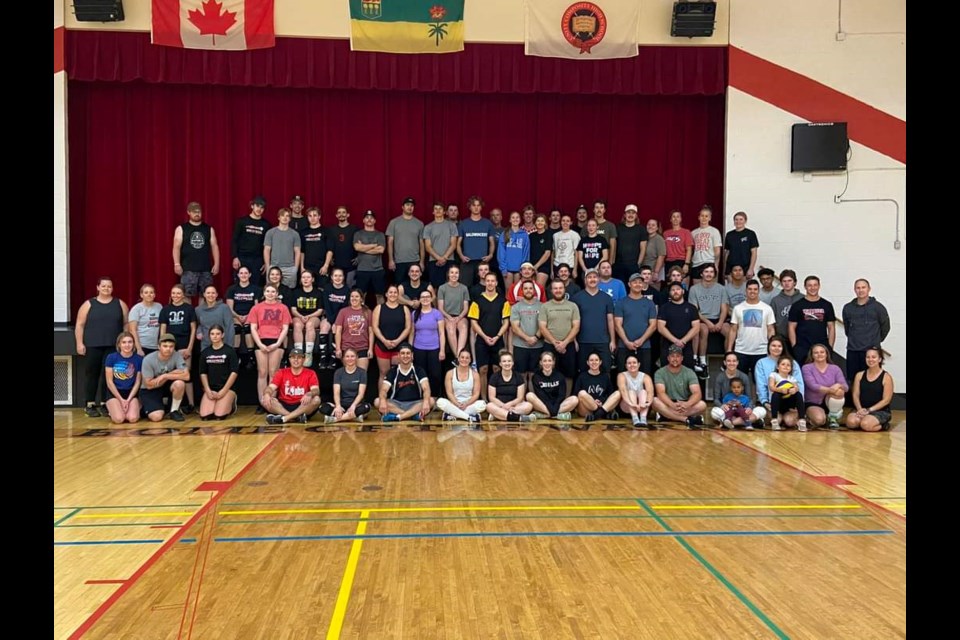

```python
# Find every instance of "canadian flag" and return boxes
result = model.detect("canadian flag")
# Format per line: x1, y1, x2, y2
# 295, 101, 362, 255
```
152, 0, 275, 50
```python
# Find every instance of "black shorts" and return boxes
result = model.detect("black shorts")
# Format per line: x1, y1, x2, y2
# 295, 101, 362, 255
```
355, 270, 387, 296
475, 336, 505, 369
260, 337, 280, 347
279, 399, 319, 418
140, 383, 172, 414
513, 346, 543, 374
536, 263, 551, 276
173, 335, 191, 351
110, 387, 134, 401
664, 259, 686, 275
690, 263, 716, 280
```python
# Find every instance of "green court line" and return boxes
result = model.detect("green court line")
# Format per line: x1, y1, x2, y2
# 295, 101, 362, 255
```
637, 499, 789, 640
57, 522, 185, 528
54, 508, 82, 527
217, 513, 873, 525
220, 496, 854, 506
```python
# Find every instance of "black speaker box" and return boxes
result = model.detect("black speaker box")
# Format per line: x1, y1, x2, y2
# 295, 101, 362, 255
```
73, 0, 125, 23
671, 1, 716, 38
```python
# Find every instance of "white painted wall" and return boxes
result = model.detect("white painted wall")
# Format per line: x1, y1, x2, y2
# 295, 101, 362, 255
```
65, 0, 731, 45
55, 0, 69, 322
727, 0, 906, 391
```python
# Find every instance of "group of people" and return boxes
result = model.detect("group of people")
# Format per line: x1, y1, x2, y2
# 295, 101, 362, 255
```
73, 196, 895, 432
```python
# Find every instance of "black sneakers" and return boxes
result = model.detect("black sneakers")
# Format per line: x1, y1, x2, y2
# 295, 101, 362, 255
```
168, 409, 185, 422
686, 416, 705, 430
85, 405, 100, 418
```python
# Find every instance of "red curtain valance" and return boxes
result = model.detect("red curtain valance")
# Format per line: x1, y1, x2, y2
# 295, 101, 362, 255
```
65, 30, 726, 96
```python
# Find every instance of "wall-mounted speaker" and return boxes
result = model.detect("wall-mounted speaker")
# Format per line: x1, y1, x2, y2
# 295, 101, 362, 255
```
671, 1, 716, 38
73, 0, 125, 23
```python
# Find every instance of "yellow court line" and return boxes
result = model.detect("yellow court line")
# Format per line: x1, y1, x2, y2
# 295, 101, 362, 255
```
326, 510, 370, 640
74, 512, 196, 519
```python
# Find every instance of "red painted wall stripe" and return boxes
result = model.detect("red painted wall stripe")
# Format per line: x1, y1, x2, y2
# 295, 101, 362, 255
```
729, 46, 905, 165
54, 26, 65, 74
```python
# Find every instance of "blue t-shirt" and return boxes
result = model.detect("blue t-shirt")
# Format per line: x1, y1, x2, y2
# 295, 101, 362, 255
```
458, 218, 495, 260
104, 352, 143, 392
614, 296, 658, 349
721, 392, 752, 408
597, 279, 627, 307
572, 290, 614, 344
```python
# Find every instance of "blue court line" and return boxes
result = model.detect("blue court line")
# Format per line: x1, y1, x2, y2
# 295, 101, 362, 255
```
54, 538, 198, 546
219, 496, 855, 506
637, 499, 789, 640
54, 508, 82, 527
212, 529, 893, 543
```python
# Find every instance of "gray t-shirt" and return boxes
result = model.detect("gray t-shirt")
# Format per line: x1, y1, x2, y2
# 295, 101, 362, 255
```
541, 299, 580, 340
724, 281, 747, 308
771, 290, 803, 337
510, 299, 543, 349
129, 302, 161, 350
142, 351, 187, 380
437, 282, 470, 317
333, 366, 366, 407
263, 227, 301, 268
642, 235, 666, 270
759, 286, 781, 307
423, 220, 459, 262
386, 215, 424, 263
354, 229, 386, 272
688, 282, 730, 320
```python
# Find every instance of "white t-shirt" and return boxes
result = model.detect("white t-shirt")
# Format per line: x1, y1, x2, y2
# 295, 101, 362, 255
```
552, 230, 581, 268
691, 226, 722, 267
730, 301, 775, 355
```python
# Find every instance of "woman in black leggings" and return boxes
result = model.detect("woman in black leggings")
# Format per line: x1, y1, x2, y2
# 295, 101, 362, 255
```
75, 277, 129, 417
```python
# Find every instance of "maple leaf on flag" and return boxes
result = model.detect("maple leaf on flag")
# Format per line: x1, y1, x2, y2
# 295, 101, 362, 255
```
188, 0, 237, 45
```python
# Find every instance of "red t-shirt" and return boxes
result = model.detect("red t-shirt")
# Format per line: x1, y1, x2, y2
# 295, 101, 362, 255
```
271, 367, 320, 404
663, 228, 694, 262
334, 306, 372, 352
249, 301, 292, 340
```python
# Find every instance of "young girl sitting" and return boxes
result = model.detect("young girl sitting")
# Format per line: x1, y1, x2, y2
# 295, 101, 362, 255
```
768, 355, 807, 431
718, 378, 756, 430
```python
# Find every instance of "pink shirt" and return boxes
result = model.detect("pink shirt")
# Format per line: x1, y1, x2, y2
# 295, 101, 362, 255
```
249, 301, 291, 340
801, 363, 849, 405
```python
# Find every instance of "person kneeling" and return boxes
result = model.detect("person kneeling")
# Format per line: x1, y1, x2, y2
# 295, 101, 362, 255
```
651, 344, 707, 429
261, 348, 321, 424
140, 333, 191, 423
375, 344, 434, 422
319, 348, 372, 424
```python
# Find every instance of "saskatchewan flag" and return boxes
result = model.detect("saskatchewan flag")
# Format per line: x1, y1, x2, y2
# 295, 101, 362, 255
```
349, 0, 465, 54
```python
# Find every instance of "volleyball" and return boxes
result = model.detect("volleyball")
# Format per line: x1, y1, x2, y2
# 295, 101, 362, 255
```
775, 380, 795, 393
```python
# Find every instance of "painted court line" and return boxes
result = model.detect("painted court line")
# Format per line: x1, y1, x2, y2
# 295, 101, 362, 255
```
637, 499, 789, 640
220, 495, 854, 506
54, 508, 82, 527
326, 510, 370, 640
217, 513, 873, 525
216, 504, 860, 517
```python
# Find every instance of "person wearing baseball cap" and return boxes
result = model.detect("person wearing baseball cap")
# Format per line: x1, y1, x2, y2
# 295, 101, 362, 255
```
261, 347, 321, 424
288, 195, 308, 232
614, 271, 659, 376
657, 280, 700, 370
140, 333, 191, 423
355, 209, 387, 305
506, 262, 547, 306
614, 203, 649, 284
651, 343, 706, 429
387, 197, 425, 287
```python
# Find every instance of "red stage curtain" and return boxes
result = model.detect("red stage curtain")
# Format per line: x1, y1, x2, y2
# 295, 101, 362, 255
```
68, 81, 724, 310
65, 31, 726, 96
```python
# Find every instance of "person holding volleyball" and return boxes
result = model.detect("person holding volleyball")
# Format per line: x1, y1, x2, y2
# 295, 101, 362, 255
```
768, 355, 806, 431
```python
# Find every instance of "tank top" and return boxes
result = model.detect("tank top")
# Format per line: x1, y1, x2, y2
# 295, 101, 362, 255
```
83, 297, 124, 347
450, 367, 475, 403
859, 370, 889, 411
179, 222, 213, 272
376, 303, 407, 349
624, 371, 646, 394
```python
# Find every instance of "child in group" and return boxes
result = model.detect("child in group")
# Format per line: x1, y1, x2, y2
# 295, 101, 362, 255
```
718, 378, 757, 430
768, 355, 807, 432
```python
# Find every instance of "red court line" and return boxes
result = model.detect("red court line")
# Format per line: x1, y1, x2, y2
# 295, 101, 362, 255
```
67, 433, 284, 640
85, 580, 126, 585
729, 46, 906, 164
54, 26, 65, 74
718, 432, 906, 523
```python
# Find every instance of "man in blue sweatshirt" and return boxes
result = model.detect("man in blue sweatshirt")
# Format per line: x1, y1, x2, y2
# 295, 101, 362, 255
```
841, 278, 890, 384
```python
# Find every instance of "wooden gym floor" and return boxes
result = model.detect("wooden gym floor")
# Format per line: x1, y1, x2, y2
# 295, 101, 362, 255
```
54, 409, 906, 639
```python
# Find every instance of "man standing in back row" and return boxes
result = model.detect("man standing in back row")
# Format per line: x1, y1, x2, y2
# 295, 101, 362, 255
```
841, 278, 890, 385
173, 201, 220, 305
386, 197, 424, 287
232, 196, 270, 286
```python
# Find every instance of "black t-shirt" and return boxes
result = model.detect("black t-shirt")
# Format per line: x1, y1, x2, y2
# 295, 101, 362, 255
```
532, 370, 566, 405
261, 284, 295, 307
657, 300, 699, 340
200, 344, 240, 391
578, 236, 609, 270
300, 225, 330, 270
160, 303, 197, 339
529, 230, 555, 268
402, 279, 430, 303
385, 365, 427, 402
292, 286, 323, 316
322, 285, 349, 321
788, 297, 837, 347
329, 224, 358, 272
225, 283, 262, 317
233, 215, 270, 258
723, 229, 759, 270
489, 371, 524, 403
573, 371, 613, 402
288, 215, 309, 233
615, 223, 649, 267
